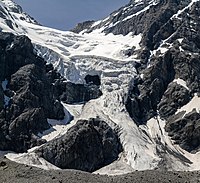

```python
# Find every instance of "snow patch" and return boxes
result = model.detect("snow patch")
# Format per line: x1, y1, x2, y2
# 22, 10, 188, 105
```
123, 0, 158, 22
38, 103, 83, 141
173, 78, 189, 90
94, 153, 134, 175
172, 0, 200, 19
176, 93, 200, 115
177, 38, 184, 43
6, 151, 60, 170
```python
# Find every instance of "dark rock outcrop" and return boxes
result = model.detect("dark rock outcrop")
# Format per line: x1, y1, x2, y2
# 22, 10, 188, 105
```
0, 32, 65, 152
36, 118, 122, 172
71, 20, 95, 33
166, 110, 200, 152
85, 0, 189, 37
45, 65, 102, 104
85, 75, 101, 86
1, 0, 200, 163
158, 82, 191, 119
126, 46, 200, 151
124, 0, 200, 152
0, 33, 102, 153
60, 82, 102, 104
126, 51, 175, 124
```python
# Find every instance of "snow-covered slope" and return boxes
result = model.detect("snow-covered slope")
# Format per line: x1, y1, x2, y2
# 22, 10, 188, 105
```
1, 0, 200, 175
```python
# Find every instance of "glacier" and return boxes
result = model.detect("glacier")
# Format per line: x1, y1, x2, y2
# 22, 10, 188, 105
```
0, 0, 200, 175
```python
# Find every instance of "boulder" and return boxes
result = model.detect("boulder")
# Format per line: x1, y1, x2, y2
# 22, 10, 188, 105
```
36, 118, 122, 172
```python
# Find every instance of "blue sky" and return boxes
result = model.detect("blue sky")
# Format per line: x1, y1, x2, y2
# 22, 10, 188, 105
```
14, 0, 129, 30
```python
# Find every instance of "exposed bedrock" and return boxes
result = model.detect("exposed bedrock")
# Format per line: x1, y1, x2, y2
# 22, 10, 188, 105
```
46, 68, 102, 104
124, 0, 200, 152
60, 82, 102, 104
166, 110, 200, 152
126, 51, 175, 125
36, 118, 122, 172
126, 44, 200, 151
158, 82, 191, 119
85, 75, 101, 86
86, 1, 189, 49
71, 20, 95, 33
0, 32, 103, 152
0, 87, 3, 111
0, 32, 65, 152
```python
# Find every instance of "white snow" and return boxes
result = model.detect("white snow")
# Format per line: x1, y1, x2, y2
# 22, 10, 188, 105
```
123, 0, 158, 22
176, 93, 200, 115
1, 103, 84, 170
93, 153, 134, 175
134, 0, 143, 3
28, 23, 141, 62
38, 103, 83, 141
159, 47, 169, 54
6, 151, 60, 170
151, 45, 170, 57
91, 16, 110, 28
91, 20, 102, 28
179, 149, 200, 171
177, 38, 184, 43
140, 117, 200, 171
172, 0, 200, 19
104, 0, 158, 29
173, 78, 189, 90
179, 46, 185, 52
2, 0, 20, 9
0, 103, 84, 170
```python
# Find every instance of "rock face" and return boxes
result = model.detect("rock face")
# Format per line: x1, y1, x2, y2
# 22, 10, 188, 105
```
60, 82, 102, 104
84, 1, 188, 36
158, 82, 191, 119
126, 48, 200, 151
126, 51, 175, 124
1, 0, 39, 26
85, 75, 101, 86
166, 110, 200, 152
0, 32, 65, 152
71, 20, 95, 33
80, 0, 200, 144
0, 87, 3, 111
36, 118, 122, 172
46, 68, 102, 104
0, 32, 103, 153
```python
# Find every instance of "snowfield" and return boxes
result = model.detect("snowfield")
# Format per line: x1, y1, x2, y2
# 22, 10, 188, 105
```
1, 0, 200, 175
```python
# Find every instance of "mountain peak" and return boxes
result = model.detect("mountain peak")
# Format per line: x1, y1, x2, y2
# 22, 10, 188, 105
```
77, 0, 197, 36
1, 0, 23, 13
0, 0, 38, 31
